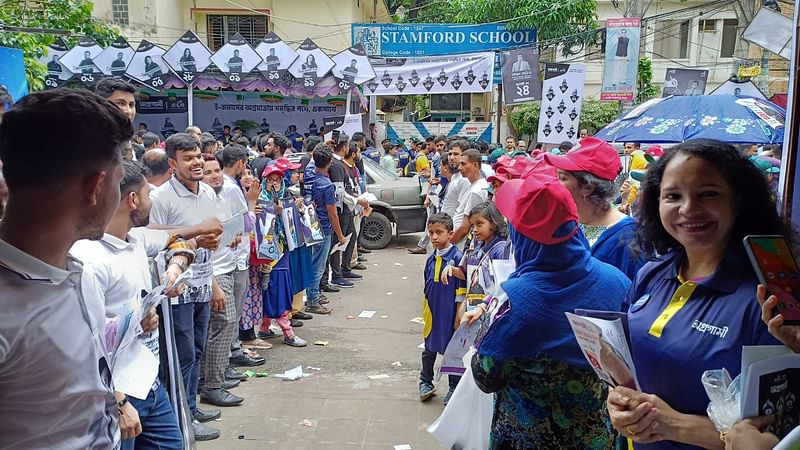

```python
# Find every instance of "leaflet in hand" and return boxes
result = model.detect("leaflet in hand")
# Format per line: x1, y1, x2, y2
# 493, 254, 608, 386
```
330, 233, 352, 255
566, 311, 639, 390
220, 213, 244, 249
440, 322, 480, 375
741, 345, 800, 439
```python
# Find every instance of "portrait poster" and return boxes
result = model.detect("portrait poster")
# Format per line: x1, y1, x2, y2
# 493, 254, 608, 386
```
331, 43, 376, 92
501, 47, 541, 105
288, 38, 336, 90
600, 18, 641, 101
209, 32, 262, 83
126, 40, 171, 91
661, 68, 709, 97
163, 30, 212, 86
537, 63, 586, 144
93, 36, 135, 78
38, 37, 74, 89
254, 32, 298, 86
58, 36, 103, 86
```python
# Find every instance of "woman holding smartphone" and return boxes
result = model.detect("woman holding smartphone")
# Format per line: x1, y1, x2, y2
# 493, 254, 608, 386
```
607, 139, 789, 449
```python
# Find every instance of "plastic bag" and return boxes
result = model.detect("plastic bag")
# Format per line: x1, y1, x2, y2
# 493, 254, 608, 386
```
702, 368, 741, 435
428, 348, 493, 450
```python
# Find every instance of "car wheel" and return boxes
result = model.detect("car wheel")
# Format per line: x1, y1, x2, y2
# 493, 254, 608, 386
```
359, 211, 392, 250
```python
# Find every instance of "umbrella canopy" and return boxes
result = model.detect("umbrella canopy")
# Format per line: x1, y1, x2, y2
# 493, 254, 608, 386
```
595, 95, 785, 144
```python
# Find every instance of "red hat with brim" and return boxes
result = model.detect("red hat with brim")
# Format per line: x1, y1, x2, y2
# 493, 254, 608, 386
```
262, 165, 285, 179
543, 136, 621, 181
274, 157, 301, 172
492, 154, 512, 171
487, 173, 509, 185
521, 157, 557, 179
495, 175, 580, 245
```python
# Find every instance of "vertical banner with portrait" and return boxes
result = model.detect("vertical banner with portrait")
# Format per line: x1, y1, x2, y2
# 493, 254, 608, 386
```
93, 36, 135, 78
661, 68, 709, 97
58, 36, 104, 86
288, 38, 335, 90
331, 44, 376, 92
209, 33, 262, 85
600, 18, 641, 101
163, 30, 212, 86
501, 47, 541, 105
537, 63, 586, 144
38, 37, 74, 89
254, 32, 298, 87
126, 40, 172, 91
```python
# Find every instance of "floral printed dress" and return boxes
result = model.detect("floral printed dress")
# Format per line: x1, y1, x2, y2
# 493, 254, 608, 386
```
471, 353, 615, 450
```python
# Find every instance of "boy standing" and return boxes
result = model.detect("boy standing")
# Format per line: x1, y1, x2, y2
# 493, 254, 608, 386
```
420, 212, 465, 405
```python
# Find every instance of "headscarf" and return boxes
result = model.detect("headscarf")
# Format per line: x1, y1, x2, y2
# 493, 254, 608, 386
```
478, 224, 630, 365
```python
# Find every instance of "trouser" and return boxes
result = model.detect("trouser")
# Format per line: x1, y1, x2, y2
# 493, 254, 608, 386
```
200, 272, 237, 390
420, 348, 461, 389
229, 268, 249, 359
416, 204, 436, 248
171, 299, 211, 414
307, 233, 332, 305
261, 312, 293, 338
120, 382, 183, 450
330, 208, 355, 279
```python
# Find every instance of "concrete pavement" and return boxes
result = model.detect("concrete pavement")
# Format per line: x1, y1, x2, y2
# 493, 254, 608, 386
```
198, 233, 449, 449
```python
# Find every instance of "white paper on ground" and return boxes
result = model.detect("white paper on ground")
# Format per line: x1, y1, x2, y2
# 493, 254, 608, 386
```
329, 233, 352, 255
368, 374, 390, 380
113, 340, 160, 399
274, 365, 311, 381
394, 445, 412, 450
358, 310, 377, 319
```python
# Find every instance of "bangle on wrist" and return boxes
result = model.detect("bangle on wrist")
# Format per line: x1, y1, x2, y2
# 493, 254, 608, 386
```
117, 395, 128, 409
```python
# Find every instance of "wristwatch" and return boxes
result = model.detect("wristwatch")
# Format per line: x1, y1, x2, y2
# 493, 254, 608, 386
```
117, 396, 129, 409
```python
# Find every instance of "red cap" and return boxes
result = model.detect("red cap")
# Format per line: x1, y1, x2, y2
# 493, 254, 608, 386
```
261, 164, 285, 179
543, 137, 621, 181
495, 176, 579, 244
487, 173, 509, 185
274, 158, 301, 171
520, 157, 557, 180
646, 145, 664, 158
492, 154, 512, 170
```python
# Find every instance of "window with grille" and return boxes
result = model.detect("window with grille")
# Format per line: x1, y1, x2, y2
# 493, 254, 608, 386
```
112, 0, 129, 25
698, 19, 717, 32
207, 15, 269, 51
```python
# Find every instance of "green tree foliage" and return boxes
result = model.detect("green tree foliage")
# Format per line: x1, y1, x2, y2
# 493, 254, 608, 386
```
510, 99, 620, 138
0, 0, 119, 91
636, 56, 659, 103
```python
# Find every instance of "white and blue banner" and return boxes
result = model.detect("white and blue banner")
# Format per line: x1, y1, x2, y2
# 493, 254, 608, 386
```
538, 63, 586, 144
365, 52, 494, 96
387, 121, 493, 144
352, 23, 536, 58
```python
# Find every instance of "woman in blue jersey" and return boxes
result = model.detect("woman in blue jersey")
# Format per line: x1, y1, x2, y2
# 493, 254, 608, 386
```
544, 137, 648, 281
607, 139, 788, 450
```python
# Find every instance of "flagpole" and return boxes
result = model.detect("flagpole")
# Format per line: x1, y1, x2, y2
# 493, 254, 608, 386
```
187, 83, 194, 126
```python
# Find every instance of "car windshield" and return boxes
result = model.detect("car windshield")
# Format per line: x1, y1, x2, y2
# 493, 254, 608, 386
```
363, 156, 398, 183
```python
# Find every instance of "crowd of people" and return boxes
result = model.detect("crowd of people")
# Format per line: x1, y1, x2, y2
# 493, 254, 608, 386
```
0, 76, 796, 450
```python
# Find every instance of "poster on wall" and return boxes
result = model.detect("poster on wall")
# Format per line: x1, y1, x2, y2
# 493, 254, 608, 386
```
322, 114, 363, 141
136, 94, 189, 139
38, 37, 74, 89
288, 38, 336, 90
501, 47, 541, 105
58, 36, 103, 86
365, 52, 494, 96
209, 33, 262, 83
661, 68, 708, 97
537, 63, 586, 144
254, 32, 298, 86
93, 36, 135, 77
600, 18, 640, 101
331, 44, 376, 92
163, 30, 212, 86
126, 40, 172, 91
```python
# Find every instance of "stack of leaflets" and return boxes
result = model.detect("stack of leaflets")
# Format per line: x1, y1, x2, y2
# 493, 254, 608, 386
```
566, 310, 639, 390
741, 346, 800, 439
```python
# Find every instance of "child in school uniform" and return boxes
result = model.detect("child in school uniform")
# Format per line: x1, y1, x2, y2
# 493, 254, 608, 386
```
420, 212, 465, 405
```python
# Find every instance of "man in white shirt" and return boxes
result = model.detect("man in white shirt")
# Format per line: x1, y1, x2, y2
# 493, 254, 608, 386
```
149, 133, 224, 440
0, 89, 129, 449
452, 149, 489, 246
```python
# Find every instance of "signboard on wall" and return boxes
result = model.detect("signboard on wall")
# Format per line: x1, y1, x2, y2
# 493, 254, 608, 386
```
352, 22, 536, 57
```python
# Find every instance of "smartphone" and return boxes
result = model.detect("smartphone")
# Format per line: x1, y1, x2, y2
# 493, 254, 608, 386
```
744, 235, 800, 323
331, 129, 340, 142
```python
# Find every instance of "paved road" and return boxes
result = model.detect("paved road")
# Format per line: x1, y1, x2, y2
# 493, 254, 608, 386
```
199, 233, 449, 449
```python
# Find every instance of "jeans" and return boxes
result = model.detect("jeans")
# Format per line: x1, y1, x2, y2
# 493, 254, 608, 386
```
120, 383, 183, 450
307, 233, 332, 305
420, 348, 461, 390
171, 300, 211, 414
330, 208, 355, 279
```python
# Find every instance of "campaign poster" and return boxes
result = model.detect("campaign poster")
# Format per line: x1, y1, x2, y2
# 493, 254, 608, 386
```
501, 47, 541, 105
600, 18, 641, 101
209, 32, 262, 84
365, 52, 494, 96
322, 113, 363, 141
254, 32, 298, 86
93, 36, 134, 78
163, 30, 212, 86
537, 63, 586, 144
58, 36, 103, 86
136, 94, 188, 139
331, 44, 376, 92
38, 37, 74, 89
288, 38, 336, 90
661, 68, 709, 97
127, 40, 173, 91
709, 78, 767, 99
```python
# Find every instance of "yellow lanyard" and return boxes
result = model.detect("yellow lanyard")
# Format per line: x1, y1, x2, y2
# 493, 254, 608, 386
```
647, 274, 699, 338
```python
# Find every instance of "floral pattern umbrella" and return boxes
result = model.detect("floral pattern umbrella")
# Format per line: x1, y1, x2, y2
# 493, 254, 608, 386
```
595, 95, 785, 144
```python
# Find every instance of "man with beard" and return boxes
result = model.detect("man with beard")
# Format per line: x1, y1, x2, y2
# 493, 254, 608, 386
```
199, 154, 253, 409
0, 89, 129, 448
149, 133, 225, 440
71, 160, 222, 449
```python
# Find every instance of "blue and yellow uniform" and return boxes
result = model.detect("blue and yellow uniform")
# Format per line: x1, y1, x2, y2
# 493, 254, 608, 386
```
422, 244, 466, 354
626, 244, 780, 450
397, 148, 411, 176
363, 146, 381, 164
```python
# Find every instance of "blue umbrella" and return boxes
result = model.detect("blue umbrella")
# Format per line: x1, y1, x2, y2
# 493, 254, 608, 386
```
595, 95, 785, 144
